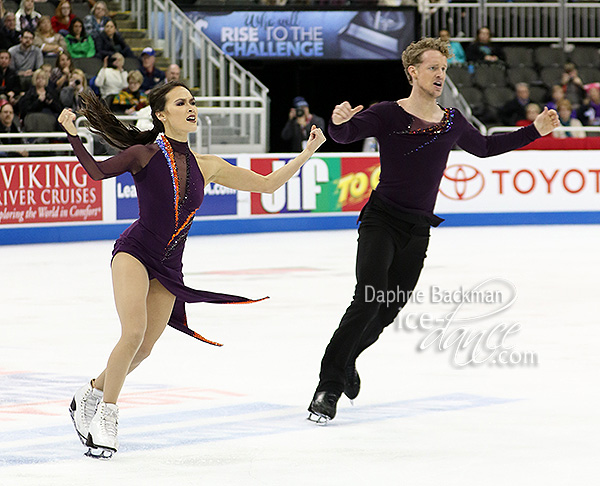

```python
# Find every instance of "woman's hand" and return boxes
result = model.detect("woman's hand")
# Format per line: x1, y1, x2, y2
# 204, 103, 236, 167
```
305, 125, 326, 153
58, 108, 77, 136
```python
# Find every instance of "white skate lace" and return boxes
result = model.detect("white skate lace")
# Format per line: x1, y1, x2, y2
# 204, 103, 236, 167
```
100, 406, 118, 439
83, 389, 102, 429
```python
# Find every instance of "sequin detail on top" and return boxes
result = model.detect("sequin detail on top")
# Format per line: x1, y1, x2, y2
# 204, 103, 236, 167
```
156, 133, 200, 261
391, 108, 455, 156
156, 133, 181, 226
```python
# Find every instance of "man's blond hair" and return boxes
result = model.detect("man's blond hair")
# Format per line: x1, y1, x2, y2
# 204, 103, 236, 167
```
402, 37, 450, 85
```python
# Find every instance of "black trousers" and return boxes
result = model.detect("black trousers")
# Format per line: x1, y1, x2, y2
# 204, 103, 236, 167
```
316, 194, 431, 395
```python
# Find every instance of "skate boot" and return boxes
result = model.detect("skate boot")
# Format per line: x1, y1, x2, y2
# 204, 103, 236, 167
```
69, 380, 103, 445
86, 401, 119, 459
307, 391, 340, 425
343, 364, 361, 403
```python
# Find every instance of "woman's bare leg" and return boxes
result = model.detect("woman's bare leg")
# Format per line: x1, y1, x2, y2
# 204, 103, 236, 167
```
94, 277, 175, 393
100, 252, 150, 404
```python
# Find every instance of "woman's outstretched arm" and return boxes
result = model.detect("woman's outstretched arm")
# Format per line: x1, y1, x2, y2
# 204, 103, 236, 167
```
197, 125, 326, 194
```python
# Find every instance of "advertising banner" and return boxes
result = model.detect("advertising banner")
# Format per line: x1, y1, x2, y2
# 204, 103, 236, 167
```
187, 10, 415, 60
0, 159, 102, 225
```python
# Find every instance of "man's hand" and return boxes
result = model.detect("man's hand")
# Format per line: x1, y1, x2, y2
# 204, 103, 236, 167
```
332, 101, 364, 125
533, 106, 560, 136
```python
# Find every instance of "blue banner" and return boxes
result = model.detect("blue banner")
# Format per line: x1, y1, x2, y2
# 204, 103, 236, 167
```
186, 10, 415, 60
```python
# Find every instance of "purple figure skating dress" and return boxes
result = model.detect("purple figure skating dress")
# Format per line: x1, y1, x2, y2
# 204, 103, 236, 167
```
67, 132, 264, 346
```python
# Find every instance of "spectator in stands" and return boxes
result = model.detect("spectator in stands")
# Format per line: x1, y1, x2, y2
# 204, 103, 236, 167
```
577, 83, 600, 127
94, 51, 126, 98
15, 0, 41, 32
59, 68, 86, 110
560, 62, 586, 109
65, 17, 95, 58
554, 99, 584, 138
465, 26, 504, 64
499, 82, 530, 126
34, 16, 67, 56
49, 51, 73, 91
439, 29, 465, 65
516, 103, 541, 127
111, 69, 147, 115
18, 67, 62, 127
281, 96, 326, 151
1, 12, 21, 49
84, 1, 110, 39
164, 63, 180, 83
94, 19, 133, 60
0, 50, 22, 104
545, 84, 566, 112
51, 0, 75, 36
8, 29, 43, 87
138, 47, 164, 92
0, 99, 28, 157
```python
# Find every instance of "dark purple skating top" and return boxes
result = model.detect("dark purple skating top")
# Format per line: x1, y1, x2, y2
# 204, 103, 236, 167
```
329, 101, 541, 223
67, 132, 264, 346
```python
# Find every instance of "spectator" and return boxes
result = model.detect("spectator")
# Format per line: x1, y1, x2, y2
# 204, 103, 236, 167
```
15, 0, 41, 32
545, 84, 566, 112
499, 82, 530, 126
516, 103, 541, 127
1, 12, 21, 49
0, 99, 28, 157
18, 67, 62, 127
34, 16, 67, 56
111, 69, 147, 115
0, 50, 22, 103
577, 83, 600, 127
560, 62, 586, 109
65, 17, 95, 58
49, 51, 73, 91
8, 29, 43, 87
465, 26, 504, 64
84, 1, 110, 39
94, 19, 133, 59
439, 28, 465, 65
554, 99, 584, 138
51, 0, 75, 35
138, 47, 164, 91
164, 63, 180, 83
94, 51, 126, 98
59, 68, 86, 110
281, 96, 326, 151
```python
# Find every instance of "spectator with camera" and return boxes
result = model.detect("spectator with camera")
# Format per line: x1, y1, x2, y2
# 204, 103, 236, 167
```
94, 51, 127, 98
281, 96, 326, 151
560, 62, 586, 109
59, 68, 87, 110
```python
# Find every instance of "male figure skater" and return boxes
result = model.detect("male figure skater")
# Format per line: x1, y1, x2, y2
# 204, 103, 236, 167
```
308, 37, 559, 423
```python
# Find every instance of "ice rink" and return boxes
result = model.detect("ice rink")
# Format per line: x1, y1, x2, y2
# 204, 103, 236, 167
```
1, 224, 599, 485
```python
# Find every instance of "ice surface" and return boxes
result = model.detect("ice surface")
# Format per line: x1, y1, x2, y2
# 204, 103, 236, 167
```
1, 225, 599, 485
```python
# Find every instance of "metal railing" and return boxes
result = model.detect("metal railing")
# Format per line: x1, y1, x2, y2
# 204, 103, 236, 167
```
441, 75, 487, 133
118, 0, 269, 151
421, 1, 600, 45
74, 96, 268, 154
0, 130, 95, 155
488, 125, 600, 135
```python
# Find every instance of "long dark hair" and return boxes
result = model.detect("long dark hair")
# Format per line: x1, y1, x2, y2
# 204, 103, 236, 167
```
78, 81, 192, 150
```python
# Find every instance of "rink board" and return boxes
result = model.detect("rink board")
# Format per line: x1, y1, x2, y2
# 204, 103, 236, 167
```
1, 150, 599, 244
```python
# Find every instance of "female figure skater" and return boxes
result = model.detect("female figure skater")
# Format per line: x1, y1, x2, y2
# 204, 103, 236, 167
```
59, 82, 325, 458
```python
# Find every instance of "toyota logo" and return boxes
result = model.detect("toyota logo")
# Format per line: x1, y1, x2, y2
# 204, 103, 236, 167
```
440, 164, 485, 200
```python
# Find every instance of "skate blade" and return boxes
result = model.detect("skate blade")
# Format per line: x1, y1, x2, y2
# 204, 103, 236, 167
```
307, 412, 330, 425
85, 447, 114, 460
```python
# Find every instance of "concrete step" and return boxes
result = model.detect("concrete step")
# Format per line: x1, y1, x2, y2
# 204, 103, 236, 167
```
126, 37, 153, 48
120, 28, 147, 39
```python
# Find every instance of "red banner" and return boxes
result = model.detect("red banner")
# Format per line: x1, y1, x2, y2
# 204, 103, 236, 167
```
0, 160, 102, 225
